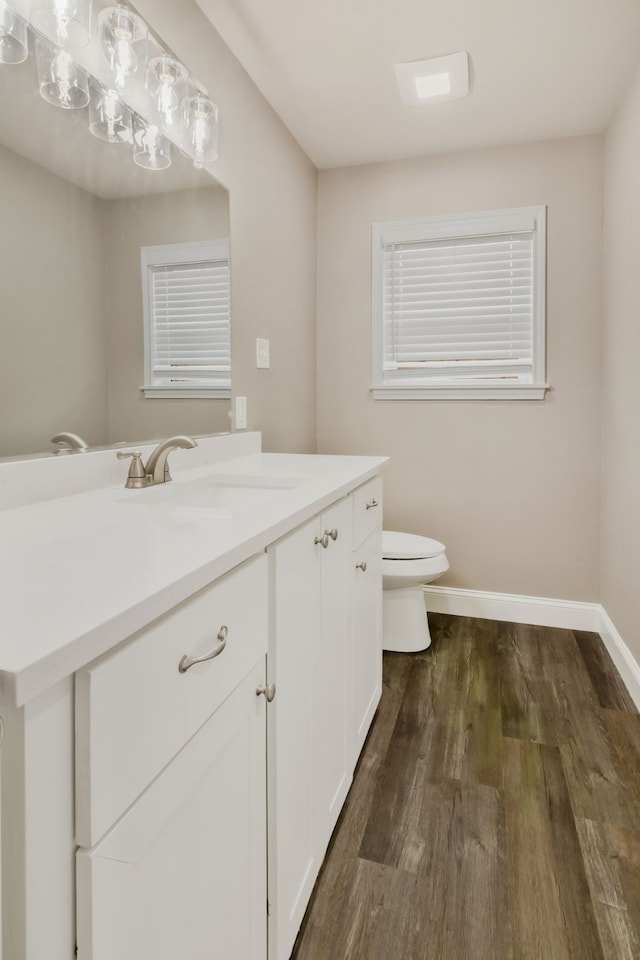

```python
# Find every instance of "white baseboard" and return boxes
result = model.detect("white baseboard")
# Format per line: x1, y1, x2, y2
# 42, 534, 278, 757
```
423, 585, 601, 631
597, 608, 640, 710
423, 585, 640, 710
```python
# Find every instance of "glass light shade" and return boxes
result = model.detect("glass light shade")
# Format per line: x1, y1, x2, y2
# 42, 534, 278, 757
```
181, 95, 218, 169
89, 78, 132, 142
29, 0, 92, 49
146, 55, 188, 137
0, 2, 28, 64
98, 4, 147, 91
36, 35, 89, 108
133, 116, 171, 170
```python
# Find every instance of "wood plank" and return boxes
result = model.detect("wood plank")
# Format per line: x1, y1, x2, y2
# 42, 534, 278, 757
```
408, 779, 512, 960
559, 732, 640, 832
357, 659, 430, 868
498, 620, 555, 743
498, 622, 616, 748
501, 737, 605, 960
576, 819, 640, 960
574, 630, 638, 712
359, 619, 503, 867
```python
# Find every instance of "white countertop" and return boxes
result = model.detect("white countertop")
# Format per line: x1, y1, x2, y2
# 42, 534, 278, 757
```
0, 448, 386, 706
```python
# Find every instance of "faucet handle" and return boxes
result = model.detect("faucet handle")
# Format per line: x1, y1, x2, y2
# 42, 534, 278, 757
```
116, 450, 150, 489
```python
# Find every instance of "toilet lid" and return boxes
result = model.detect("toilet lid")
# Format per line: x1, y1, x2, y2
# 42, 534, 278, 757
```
382, 530, 445, 560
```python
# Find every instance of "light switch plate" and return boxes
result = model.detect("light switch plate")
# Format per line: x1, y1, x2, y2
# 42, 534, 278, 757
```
256, 338, 270, 369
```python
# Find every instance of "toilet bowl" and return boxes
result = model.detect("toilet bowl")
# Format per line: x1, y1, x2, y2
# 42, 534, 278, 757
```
382, 530, 448, 653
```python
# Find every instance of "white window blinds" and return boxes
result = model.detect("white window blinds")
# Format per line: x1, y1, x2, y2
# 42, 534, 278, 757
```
150, 258, 230, 384
372, 207, 547, 399
383, 232, 533, 375
141, 240, 231, 398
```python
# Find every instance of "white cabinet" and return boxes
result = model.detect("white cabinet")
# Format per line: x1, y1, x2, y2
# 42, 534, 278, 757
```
350, 477, 383, 768
313, 497, 352, 843
268, 497, 352, 960
75, 555, 269, 960
77, 660, 267, 960
351, 529, 383, 768
0, 466, 385, 960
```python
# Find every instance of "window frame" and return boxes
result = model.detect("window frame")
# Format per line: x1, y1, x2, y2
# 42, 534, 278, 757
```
141, 239, 231, 400
371, 206, 549, 400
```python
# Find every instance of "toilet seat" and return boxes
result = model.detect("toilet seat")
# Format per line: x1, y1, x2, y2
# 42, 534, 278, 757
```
382, 553, 449, 584
383, 530, 445, 560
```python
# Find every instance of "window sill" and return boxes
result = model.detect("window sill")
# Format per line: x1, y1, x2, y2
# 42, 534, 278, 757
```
141, 386, 231, 400
371, 383, 550, 401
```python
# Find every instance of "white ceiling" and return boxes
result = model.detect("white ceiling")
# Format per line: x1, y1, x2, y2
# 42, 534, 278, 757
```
195, 0, 640, 168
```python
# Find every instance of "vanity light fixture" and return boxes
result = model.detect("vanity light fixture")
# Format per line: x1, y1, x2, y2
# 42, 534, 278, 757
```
88, 77, 132, 142
0, 0, 220, 171
146, 54, 188, 137
132, 115, 171, 170
181, 94, 218, 168
35, 33, 89, 108
29, 0, 92, 49
395, 51, 469, 106
98, 3, 147, 91
0, 1, 28, 63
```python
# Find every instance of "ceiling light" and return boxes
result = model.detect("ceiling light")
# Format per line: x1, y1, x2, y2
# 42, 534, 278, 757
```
395, 52, 469, 106
415, 72, 450, 99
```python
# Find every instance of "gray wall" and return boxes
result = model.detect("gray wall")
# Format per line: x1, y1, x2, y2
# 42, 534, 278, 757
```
602, 63, 640, 662
0, 144, 109, 456
317, 136, 604, 601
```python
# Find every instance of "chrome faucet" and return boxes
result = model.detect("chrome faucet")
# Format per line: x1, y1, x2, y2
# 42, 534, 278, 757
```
117, 435, 198, 489
51, 432, 89, 454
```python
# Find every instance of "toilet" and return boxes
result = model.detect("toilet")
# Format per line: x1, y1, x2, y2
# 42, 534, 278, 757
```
382, 530, 449, 653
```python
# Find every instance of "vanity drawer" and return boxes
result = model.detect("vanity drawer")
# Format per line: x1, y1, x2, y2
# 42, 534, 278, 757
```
76, 553, 268, 848
352, 477, 383, 549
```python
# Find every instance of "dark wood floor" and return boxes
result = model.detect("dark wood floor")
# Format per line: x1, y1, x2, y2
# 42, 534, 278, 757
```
290, 614, 640, 960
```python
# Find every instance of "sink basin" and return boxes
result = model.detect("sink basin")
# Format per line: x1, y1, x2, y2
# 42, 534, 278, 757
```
119, 473, 304, 518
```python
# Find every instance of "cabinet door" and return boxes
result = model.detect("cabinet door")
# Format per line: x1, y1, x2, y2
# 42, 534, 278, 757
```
351, 529, 383, 766
268, 517, 321, 960
268, 499, 352, 960
76, 660, 267, 960
314, 497, 352, 847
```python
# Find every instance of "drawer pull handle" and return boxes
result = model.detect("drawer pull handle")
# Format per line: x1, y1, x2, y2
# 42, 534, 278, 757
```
327, 528, 339, 541
315, 533, 329, 549
356, 561, 367, 572
178, 625, 228, 673
257, 682, 276, 702
366, 499, 379, 510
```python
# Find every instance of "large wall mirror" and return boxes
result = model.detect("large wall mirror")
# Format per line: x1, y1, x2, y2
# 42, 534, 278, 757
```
0, 0, 231, 459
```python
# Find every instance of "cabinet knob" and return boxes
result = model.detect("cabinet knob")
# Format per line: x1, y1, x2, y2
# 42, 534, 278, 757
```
356, 561, 367, 572
178, 625, 228, 673
327, 528, 339, 541
257, 682, 276, 703
314, 533, 330, 549
365, 499, 379, 510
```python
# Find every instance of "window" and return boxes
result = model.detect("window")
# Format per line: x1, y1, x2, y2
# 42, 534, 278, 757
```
141, 240, 231, 399
371, 206, 548, 399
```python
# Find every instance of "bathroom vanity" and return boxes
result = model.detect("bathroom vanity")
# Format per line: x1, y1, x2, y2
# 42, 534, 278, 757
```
0, 433, 385, 960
